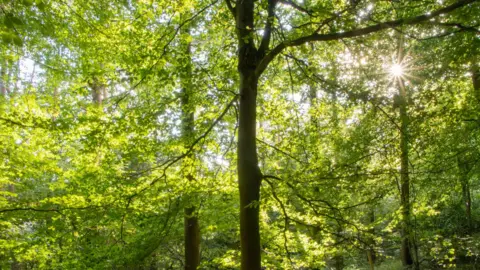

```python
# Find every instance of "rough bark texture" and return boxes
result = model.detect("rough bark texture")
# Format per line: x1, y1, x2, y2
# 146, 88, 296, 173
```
236, 0, 263, 269
180, 35, 200, 270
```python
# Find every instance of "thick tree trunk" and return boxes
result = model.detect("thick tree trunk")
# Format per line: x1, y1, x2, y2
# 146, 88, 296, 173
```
180, 34, 200, 270
398, 86, 416, 269
238, 69, 262, 270
184, 206, 200, 270
235, 0, 263, 269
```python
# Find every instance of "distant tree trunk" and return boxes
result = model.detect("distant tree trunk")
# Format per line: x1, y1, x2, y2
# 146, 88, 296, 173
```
6, 59, 12, 94
331, 90, 343, 270
398, 83, 416, 269
236, 1, 263, 268
472, 61, 479, 102
458, 157, 472, 232
13, 58, 20, 93
309, 85, 318, 129
334, 224, 344, 270
367, 209, 376, 270
180, 29, 200, 270
0, 58, 7, 96
90, 77, 104, 105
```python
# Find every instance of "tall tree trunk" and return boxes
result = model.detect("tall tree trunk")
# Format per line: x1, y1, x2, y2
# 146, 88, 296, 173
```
331, 91, 343, 270
180, 30, 200, 270
237, 68, 262, 270
236, 0, 263, 268
398, 84, 415, 268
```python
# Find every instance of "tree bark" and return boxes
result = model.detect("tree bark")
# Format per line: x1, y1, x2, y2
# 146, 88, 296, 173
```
180, 30, 200, 270
235, 0, 263, 268
237, 68, 262, 270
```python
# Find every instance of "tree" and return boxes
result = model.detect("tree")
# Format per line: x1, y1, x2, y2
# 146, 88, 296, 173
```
228, 0, 477, 268
180, 24, 201, 270
1, 0, 480, 268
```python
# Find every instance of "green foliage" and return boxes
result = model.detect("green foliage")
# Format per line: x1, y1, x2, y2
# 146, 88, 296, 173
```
0, 0, 479, 268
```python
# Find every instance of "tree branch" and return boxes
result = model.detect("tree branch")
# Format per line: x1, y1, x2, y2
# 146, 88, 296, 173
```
257, 138, 304, 163
127, 96, 238, 190
278, 0, 312, 15
256, 0, 478, 76
263, 176, 293, 265
258, 0, 277, 58
423, 21, 480, 33
225, 0, 236, 17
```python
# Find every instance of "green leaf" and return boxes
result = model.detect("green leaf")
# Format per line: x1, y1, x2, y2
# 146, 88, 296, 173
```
1, 32, 13, 44
11, 17, 23, 25
12, 35, 23, 46
22, 0, 34, 6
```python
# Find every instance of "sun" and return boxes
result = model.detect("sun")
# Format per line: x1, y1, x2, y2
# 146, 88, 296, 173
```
390, 63, 404, 77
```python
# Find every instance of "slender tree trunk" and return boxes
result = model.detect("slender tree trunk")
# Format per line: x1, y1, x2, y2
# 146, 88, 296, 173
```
331, 90, 344, 270
334, 225, 344, 270
458, 157, 472, 232
367, 209, 376, 270
180, 34, 201, 269
14, 58, 20, 94
0, 58, 6, 96
398, 85, 416, 269
472, 61, 479, 102
235, 1, 263, 268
